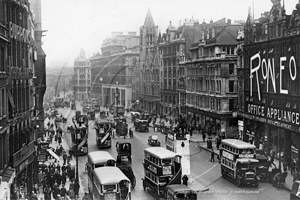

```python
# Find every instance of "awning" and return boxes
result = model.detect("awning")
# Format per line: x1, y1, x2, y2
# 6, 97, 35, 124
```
0, 127, 8, 135
47, 149, 60, 162
7, 90, 15, 109
2, 168, 15, 183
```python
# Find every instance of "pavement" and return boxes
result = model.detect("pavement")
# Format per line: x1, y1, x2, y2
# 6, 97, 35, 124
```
37, 107, 85, 200
188, 132, 294, 191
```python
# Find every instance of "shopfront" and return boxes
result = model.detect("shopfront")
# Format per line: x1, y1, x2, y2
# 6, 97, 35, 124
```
13, 142, 35, 199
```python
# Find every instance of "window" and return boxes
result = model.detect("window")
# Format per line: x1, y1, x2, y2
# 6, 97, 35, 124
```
229, 81, 234, 92
229, 63, 234, 75
229, 99, 237, 111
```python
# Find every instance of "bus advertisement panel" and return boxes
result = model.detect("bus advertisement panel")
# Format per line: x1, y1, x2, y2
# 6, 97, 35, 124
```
94, 122, 112, 149
71, 125, 88, 155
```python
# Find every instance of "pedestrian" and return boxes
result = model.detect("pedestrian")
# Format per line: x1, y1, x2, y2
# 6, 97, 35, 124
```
82, 192, 89, 200
291, 159, 296, 175
182, 174, 188, 186
202, 132, 206, 142
271, 150, 276, 167
58, 134, 62, 144
210, 149, 215, 162
60, 185, 67, 198
62, 171, 67, 186
63, 151, 68, 165
129, 128, 133, 138
74, 179, 80, 198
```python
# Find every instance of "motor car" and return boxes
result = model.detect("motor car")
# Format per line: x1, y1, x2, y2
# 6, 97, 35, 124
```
135, 119, 149, 132
148, 135, 160, 146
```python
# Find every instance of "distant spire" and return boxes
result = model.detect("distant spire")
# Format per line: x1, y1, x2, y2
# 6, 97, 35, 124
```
252, 0, 254, 23
144, 9, 155, 27
157, 31, 161, 43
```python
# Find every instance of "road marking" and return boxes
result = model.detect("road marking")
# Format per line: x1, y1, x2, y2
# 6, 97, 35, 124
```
193, 163, 218, 180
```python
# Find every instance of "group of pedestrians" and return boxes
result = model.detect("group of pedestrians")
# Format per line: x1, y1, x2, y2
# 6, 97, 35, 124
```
34, 110, 83, 200
37, 163, 80, 200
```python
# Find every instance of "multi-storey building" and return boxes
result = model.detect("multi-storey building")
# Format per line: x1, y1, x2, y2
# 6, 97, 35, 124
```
74, 49, 91, 101
180, 18, 243, 136
159, 19, 202, 117
243, 0, 300, 168
139, 9, 160, 114
236, 29, 245, 139
90, 32, 139, 109
0, 0, 45, 198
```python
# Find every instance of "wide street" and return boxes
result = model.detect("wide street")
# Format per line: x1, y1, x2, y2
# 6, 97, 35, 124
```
56, 101, 290, 200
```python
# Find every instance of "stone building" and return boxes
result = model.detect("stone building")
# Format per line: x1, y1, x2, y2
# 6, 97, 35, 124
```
159, 19, 202, 118
0, 0, 46, 198
243, 0, 300, 169
90, 32, 140, 109
180, 18, 243, 135
73, 48, 91, 101
139, 9, 160, 114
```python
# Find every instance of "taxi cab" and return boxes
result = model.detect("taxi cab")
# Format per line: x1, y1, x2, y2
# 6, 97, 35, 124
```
148, 135, 160, 146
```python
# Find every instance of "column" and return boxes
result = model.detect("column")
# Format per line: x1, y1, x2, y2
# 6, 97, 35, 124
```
254, 121, 260, 149
298, 135, 300, 170
284, 130, 291, 169
266, 124, 271, 156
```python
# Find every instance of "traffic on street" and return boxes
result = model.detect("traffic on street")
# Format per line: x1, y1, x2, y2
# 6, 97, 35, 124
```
40, 99, 290, 200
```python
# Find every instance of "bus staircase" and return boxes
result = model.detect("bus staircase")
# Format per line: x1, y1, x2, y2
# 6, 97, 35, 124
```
168, 162, 182, 186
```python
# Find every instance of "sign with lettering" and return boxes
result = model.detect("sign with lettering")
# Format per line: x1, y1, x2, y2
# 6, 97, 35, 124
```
250, 53, 297, 100
222, 151, 234, 160
147, 164, 157, 174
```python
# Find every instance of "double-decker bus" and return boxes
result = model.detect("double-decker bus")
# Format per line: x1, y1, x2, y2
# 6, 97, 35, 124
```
71, 124, 88, 155
220, 139, 259, 187
94, 122, 112, 148
92, 167, 131, 200
142, 147, 182, 198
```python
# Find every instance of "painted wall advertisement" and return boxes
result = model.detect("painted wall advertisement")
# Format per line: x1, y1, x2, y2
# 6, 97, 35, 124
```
246, 52, 300, 132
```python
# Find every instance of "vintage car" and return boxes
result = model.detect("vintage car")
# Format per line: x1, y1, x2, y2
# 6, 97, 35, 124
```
148, 135, 160, 146
135, 119, 149, 132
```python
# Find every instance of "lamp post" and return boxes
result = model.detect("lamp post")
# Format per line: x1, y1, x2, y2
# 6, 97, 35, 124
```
99, 77, 103, 106
115, 81, 120, 117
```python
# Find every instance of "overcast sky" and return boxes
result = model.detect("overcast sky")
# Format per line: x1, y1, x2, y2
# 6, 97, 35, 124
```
41, 0, 298, 68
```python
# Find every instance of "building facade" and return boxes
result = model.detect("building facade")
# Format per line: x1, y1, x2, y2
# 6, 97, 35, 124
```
159, 19, 202, 118
244, 0, 300, 168
139, 9, 160, 114
73, 49, 91, 102
0, 0, 44, 199
180, 18, 243, 135
90, 32, 140, 109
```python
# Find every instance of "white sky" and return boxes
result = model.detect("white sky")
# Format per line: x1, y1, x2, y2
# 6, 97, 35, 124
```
41, 0, 298, 68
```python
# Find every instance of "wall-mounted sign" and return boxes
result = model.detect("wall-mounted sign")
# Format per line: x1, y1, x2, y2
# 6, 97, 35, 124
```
250, 53, 297, 100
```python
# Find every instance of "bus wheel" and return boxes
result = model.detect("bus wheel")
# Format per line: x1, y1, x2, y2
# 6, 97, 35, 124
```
236, 178, 241, 187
